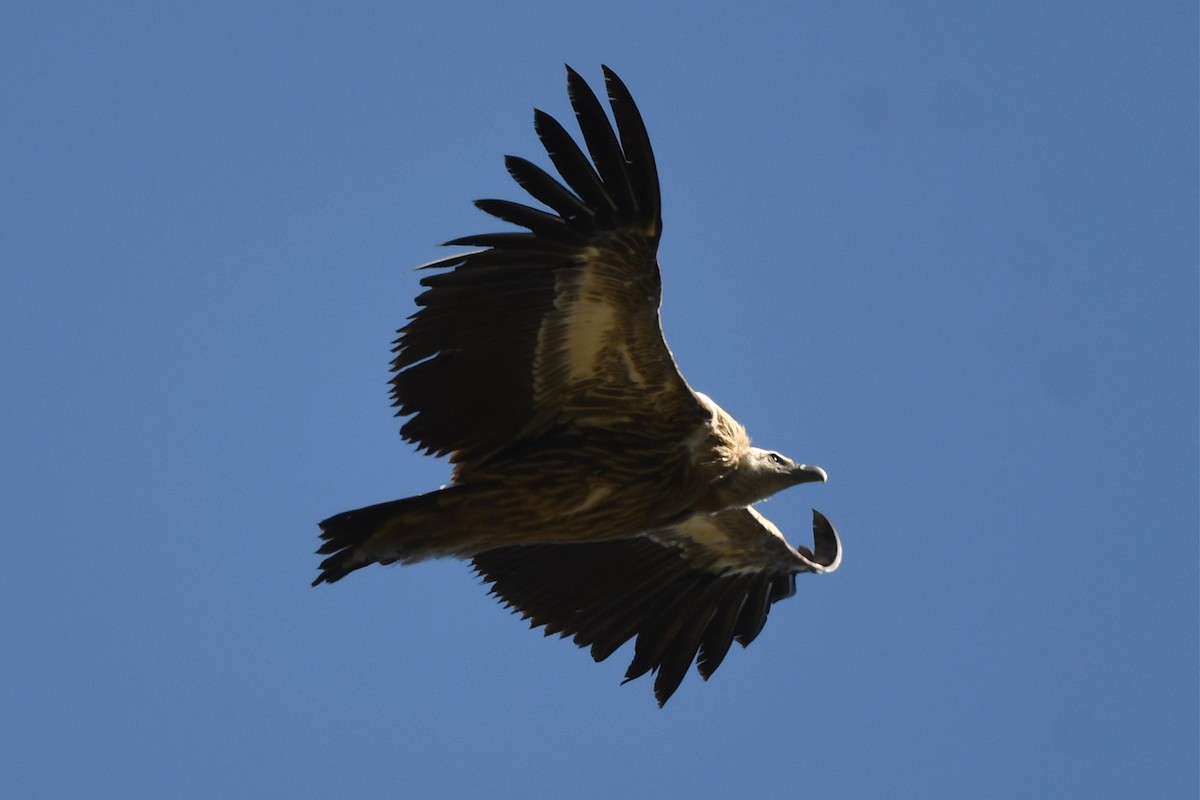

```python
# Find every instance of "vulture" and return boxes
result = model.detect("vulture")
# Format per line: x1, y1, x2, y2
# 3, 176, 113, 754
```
315, 65, 841, 705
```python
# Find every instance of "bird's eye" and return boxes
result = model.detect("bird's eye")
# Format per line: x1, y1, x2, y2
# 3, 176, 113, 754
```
768, 452, 787, 466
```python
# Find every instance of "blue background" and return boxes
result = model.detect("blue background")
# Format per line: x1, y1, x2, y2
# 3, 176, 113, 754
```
3, 2, 1196, 797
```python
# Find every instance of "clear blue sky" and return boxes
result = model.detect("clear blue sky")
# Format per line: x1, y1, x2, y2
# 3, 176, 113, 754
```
2, 2, 1196, 798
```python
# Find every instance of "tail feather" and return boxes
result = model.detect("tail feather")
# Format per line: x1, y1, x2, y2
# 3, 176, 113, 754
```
313, 488, 469, 586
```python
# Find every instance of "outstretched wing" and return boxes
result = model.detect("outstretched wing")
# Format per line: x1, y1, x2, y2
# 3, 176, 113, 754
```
471, 508, 842, 705
391, 66, 709, 471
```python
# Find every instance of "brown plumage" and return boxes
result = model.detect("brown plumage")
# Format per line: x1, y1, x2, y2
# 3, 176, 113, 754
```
315, 65, 841, 705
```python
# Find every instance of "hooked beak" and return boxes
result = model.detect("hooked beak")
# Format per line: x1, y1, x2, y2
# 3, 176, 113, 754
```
791, 464, 828, 485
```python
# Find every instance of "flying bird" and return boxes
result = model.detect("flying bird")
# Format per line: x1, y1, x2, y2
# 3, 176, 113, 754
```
315, 65, 841, 705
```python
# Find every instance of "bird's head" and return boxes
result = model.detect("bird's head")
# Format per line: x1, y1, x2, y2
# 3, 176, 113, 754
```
709, 447, 827, 509
748, 447, 828, 494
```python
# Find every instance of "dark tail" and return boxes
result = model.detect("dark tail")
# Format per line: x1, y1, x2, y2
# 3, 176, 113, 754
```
312, 487, 471, 586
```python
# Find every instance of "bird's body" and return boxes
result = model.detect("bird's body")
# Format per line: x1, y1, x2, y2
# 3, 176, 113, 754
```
316, 66, 841, 704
